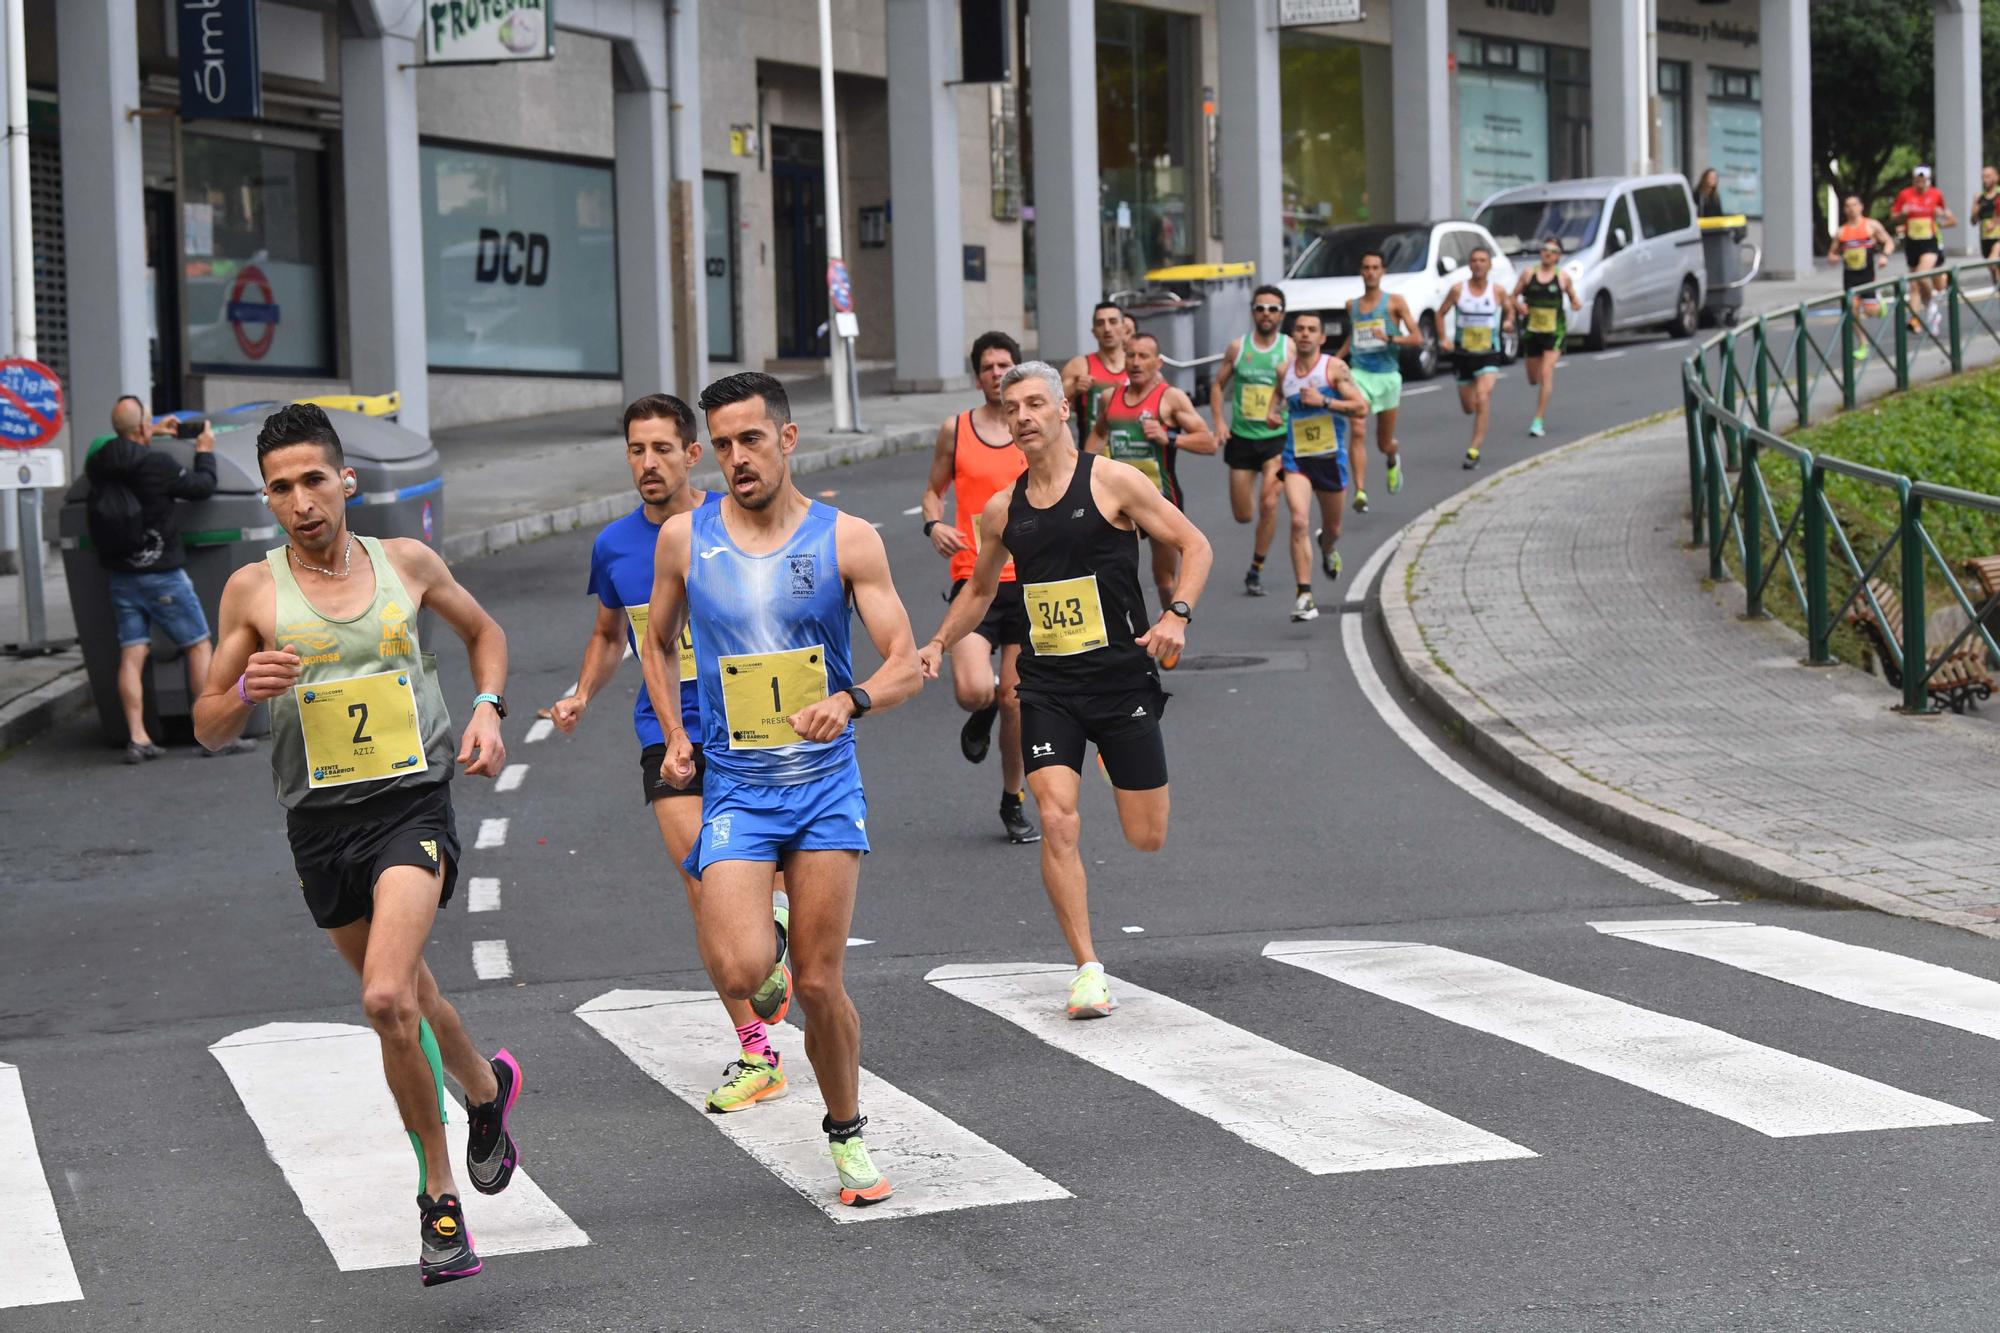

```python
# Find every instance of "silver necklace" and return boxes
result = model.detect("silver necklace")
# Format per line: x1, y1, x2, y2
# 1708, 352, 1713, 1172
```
290, 534, 353, 579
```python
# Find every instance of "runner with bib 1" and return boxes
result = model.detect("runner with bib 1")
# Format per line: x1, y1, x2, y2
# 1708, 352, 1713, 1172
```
720, 645, 830, 747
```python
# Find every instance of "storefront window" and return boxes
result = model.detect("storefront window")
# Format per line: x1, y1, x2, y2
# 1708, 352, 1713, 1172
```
1280, 31, 1366, 273
1456, 35, 1590, 214
703, 173, 739, 363
1096, 2, 1195, 294
420, 143, 620, 375
1706, 67, 1763, 218
182, 132, 333, 375
1658, 61, 1688, 180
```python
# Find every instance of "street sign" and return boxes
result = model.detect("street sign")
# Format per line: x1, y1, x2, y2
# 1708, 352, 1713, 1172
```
1278, 0, 1363, 25
177, 0, 262, 120
827, 259, 854, 315
425, 0, 555, 65
0, 359, 64, 450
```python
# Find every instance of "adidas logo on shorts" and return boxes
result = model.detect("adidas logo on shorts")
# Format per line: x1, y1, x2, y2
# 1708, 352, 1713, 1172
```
1131, 706, 1147, 717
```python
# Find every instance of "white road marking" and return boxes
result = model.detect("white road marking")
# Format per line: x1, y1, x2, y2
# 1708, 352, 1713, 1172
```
0, 1062, 82, 1309
1343, 529, 1717, 903
1266, 940, 1985, 1137
1595, 919, 2000, 1042
524, 718, 554, 744
1402, 384, 1441, 397
467, 877, 501, 913
475, 818, 508, 850
1121, 925, 1146, 934
870, 521, 884, 529
210, 1023, 587, 1270
1590, 350, 1627, 361
927, 962, 1532, 1174
846, 937, 874, 947
473, 940, 514, 980
494, 764, 529, 793
576, 990, 1069, 1221
902, 504, 924, 515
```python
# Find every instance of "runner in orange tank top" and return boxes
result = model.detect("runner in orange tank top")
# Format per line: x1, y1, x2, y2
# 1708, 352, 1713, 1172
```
920, 331, 1040, 843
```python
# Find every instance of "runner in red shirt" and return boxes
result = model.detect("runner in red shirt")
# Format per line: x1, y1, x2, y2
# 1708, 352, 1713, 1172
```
1891, 165, 1956, 334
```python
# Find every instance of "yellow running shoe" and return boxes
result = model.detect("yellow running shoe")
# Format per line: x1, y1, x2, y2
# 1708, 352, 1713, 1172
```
705, 1050, 787, 1114
1067, 963, 1115, 1019
750, 901, 791, 1023
829, 1128, 893, 1207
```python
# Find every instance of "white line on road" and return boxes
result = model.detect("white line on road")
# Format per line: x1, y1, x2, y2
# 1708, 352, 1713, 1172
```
467, 877, 501, 913
902, 504, 924, 515
0, 1062, 82, 1309
577, 990, 1069, 1221
524, 718, 554, 744
1589, 351, 1627, 361
928, 962, 1533, 1174
494, 764, 529, 793
1402, 384, 1441, 397
846, 937, 874, 946
1266, 940, 1985, 1137
1595, 919, 2000, 1042
210, 1023, 587, 1270
472, 940, 514, 980
475, 818, 508, 850
1342, 529, 1717, 903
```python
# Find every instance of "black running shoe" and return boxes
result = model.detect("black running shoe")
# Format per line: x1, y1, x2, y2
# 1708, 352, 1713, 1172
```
464, 1049, 521, 1196
1244, 566, 1266, 597
959, 702, 1000, 764
1000, 792, 1041, 844
418, 1193, 481, 1287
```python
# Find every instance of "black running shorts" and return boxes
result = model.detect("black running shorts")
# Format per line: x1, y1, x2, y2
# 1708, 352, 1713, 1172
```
949, 578, 1031, 648
640, 741, 707, 802
1018, 684, 1170, 791
1905, 238, 1942, 270
1224, 434, 1285, 471
285, 782, 460, 930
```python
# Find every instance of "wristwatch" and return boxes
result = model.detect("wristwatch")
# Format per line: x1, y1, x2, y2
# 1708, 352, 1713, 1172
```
922, 519, 941, 536
472, 692, 508, 718
1166, 601, 1194, 623
843, 685, 873, 717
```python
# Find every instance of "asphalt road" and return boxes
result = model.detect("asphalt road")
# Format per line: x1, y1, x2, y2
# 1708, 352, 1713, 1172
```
11, 328, 2000, 1331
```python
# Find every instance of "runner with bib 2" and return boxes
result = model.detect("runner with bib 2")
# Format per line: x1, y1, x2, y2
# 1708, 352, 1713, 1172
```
1087, 330, 1215, 613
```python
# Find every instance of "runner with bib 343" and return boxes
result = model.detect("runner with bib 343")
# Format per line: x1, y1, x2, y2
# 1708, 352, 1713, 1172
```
193, 404, 521, 1288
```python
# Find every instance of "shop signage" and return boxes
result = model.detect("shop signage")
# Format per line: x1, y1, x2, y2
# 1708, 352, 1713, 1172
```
1278, 0, 1362, 24
177, 0, 262, 121
425, 0, 556, 65
474, 229, 551, 286
226, 265, 280, 360
1658, 17, 1759, 47
1482, 0, 1556, 14
0, 359, 64, 450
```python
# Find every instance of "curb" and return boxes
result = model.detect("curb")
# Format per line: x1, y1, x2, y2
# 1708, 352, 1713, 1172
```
0, 664, 91, 754
439, 425, 936, 563
1376, 424, 2000, 942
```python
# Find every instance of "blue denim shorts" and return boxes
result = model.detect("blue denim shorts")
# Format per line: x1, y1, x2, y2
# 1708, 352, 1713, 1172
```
108, 569, 211, 649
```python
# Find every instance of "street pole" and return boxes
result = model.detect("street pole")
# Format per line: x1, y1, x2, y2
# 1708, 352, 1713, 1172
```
5, 0, 47, 650
816, 0, 856, 432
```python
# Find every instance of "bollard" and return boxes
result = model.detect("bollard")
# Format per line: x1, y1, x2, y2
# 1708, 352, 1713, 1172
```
1899, 488, 1931, 713
1839, 294, 1858, 409
1742, 438, 1765, 618
1803, 463, 1832, 664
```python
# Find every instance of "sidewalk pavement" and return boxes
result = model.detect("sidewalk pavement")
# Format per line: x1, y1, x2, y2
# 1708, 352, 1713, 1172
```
1385, 418, 2000, 940
0, 368, 965, 750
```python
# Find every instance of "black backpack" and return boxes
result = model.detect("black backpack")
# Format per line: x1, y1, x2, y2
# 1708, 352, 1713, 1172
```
87, 473, 149, 561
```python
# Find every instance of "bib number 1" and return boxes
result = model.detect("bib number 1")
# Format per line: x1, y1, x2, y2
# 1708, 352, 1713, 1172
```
719, 644, 829, 749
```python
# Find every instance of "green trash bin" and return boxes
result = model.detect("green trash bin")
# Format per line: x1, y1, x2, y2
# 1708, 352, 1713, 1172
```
59, 403, 443, 745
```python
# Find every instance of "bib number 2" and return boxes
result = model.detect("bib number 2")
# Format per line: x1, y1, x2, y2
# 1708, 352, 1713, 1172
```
296, 670, 427, 789
719, 644, 829, 749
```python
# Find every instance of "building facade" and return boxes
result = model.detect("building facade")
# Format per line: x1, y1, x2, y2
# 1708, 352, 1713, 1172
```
8, 0, 1983, 458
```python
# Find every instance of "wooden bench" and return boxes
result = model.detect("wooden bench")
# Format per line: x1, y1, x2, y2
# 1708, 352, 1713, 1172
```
1845, 576, 1996, 713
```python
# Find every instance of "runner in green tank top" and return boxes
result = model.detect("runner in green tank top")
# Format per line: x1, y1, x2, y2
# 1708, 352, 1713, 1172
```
1209, 283, 1293, 597
194, 404, 522, 1289
1509, 237, 1583, 438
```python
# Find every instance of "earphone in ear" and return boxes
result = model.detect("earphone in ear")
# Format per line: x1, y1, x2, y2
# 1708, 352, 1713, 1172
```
342, 477, 357, 494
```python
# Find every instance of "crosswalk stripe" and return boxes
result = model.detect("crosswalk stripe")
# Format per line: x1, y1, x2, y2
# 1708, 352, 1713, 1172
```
1266, 941, 1986, 1138
1595, 918, 2000, 1042
211, 1022, 589, 1270
0, 1062, 82, 1309
576, 989, 1071, 1222
926, 962, 1534, 1173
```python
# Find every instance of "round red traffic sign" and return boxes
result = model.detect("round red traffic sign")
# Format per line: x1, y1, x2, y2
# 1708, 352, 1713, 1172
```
0, 357, 65, 450
228, 265, 279, 360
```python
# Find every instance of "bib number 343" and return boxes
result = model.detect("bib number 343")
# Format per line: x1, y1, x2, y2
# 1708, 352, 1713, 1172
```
720, 644, 829, 749
1025, 575, 1109, 656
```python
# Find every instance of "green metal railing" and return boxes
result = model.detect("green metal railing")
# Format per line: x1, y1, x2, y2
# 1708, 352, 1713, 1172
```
1683, 258, 2000, 713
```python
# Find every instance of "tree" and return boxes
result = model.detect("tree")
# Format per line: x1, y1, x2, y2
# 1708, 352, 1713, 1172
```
1810, 0, 1931, 220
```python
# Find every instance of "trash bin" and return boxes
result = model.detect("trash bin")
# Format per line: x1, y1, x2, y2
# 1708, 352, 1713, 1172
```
1145, 261, 1258, 398
1699, 214, 1759, 327
1120, 289, 1203, 394
59, 402, 443, 746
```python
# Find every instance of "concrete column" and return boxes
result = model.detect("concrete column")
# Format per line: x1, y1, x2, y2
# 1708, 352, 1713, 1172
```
614, 84, 677, 403
1758, 0, 1811, 278
668, 0, 708, 389
57, 0, 149, 466
340, 28, 430, 438
1218, 5, 1281, 281
1029, 0, 1100, 364
1590, 0, 1643, 178
886, 0, 963, 393
1935, 0, 1982, 259
1391, 0, 1450, 221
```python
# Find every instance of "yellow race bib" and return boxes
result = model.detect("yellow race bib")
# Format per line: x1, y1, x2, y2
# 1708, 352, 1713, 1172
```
1528, 306, 1558, 334
1460, 325, 1494, 354
1352, 318, 1387, 351
296, 670, 427, 790
719, 645, 828, 749
1025, 575, 1109, 657
626, 606, 697, 679
1843, 245, 1870, 271
1292, 414, 1339, 458
1239, 382, 1274, 420
1908, 216, 1935, 241
1984, 216, 2000, 240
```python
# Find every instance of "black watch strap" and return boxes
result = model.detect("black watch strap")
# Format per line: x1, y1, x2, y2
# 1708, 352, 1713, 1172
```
1167, 601, 1193, 623
923, 519, 940, 536
844, 685, 873, 717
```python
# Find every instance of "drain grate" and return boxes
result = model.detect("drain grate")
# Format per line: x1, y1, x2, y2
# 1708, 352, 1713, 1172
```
1170, 650, 1309, 674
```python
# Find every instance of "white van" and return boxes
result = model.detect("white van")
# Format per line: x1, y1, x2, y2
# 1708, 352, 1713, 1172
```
1475, 174, 1706, 350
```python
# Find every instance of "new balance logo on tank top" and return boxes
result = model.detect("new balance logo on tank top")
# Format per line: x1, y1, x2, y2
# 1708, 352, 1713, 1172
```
1003, 452, 1156, 694
685, 500, 856, 785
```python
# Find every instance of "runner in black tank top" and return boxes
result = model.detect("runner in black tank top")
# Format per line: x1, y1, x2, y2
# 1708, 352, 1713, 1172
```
921, 361, 1214, 1021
